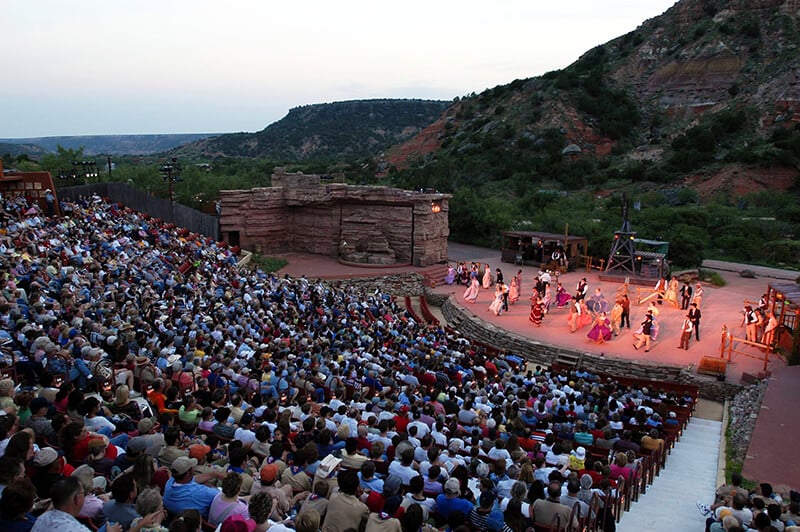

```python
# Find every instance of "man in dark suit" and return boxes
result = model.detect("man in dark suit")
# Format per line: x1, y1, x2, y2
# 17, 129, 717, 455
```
680, 281, 693, 310
688, 303, 701, 341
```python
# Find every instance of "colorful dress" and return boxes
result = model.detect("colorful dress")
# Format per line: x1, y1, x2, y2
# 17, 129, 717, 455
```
444, 266, 456, 285
587, 315, 613, 343
529, 293, 545, 326
555, 284, 572, 308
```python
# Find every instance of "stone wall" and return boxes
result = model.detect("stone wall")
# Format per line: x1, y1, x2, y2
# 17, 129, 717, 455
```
326, 273, 426, 296
438, 294, 743, 401
218, 170, 450, 266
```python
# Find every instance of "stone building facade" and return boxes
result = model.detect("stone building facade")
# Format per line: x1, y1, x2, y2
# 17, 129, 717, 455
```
218, 169, 450, 266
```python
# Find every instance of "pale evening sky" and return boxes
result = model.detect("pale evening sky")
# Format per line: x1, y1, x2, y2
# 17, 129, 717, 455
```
0, 0, 676, 138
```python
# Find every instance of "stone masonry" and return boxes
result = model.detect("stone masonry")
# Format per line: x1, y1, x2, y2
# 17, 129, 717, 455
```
218, 169, 450, 267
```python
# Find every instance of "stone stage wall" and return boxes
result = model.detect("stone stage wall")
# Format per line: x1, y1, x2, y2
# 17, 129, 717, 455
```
218, 169, 450, 267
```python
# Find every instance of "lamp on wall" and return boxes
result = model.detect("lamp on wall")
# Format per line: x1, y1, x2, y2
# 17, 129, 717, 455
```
431, 200, 442, 213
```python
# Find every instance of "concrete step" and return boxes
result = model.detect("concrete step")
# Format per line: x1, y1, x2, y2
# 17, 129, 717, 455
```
617, 417, 722, 531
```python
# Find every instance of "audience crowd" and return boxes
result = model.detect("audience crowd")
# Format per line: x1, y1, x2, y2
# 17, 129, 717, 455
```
0, 192, 793, 532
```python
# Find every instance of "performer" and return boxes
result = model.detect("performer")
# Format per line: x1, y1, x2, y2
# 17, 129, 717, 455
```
633, 311, 655, 352
508, 271, 521, 305
587, 288, 608, 314
763, 311, 778, 346
577, 300, 592, 330
482, 264, 493, 289
744, 305, 759, 342
678, 314, 693, 350
555, 282, 572, 308
688, 302, 701, 341
444, 265, 456, 285
664, 276, 680, 308
587, 312, 613, 344
610, 298, 623, 336
529, 291, 545, 326
692, 283, 704, 307
495, 268, 504, 285
654, 276, 667, 305
463, 275, 480, 304
575, 278, 588, 301
542, 282, 552, 313
679, 281, 693, 310
501, 280, 510, 312
620, 294, 631, 330
489, 283, 505, 316
567, 298, 581, 333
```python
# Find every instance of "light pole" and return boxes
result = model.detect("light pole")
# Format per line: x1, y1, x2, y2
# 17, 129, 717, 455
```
70, 161, 99, 183
57, 167, 80, 184
159, 157, 182, 202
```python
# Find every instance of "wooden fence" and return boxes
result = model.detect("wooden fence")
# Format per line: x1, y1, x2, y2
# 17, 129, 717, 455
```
57, 182, 220, 241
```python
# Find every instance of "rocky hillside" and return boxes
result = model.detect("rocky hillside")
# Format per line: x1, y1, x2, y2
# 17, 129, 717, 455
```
384, 0, 800, 200
174, 99, 451, 161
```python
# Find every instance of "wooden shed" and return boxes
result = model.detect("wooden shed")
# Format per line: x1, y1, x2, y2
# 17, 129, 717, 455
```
501, 231, 588, 269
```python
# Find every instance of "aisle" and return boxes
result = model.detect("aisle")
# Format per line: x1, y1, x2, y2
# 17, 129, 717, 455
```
617, 417, 722, 531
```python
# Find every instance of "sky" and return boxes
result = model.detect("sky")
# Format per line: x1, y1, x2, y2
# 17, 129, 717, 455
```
0, 0, 677, 138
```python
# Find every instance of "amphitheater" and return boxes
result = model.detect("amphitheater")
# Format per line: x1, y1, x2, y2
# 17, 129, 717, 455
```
278, 241, 800, 531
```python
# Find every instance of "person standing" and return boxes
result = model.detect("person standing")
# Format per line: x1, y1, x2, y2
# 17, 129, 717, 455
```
633, 312, 654, 352
482, 264, 493, 289
508, 271, 521, 305
620, 294, 631, 330
678, 314, 693, 350
680, 281, 693, 310
688, 303, 702, 341
763, 311, 778, 346
495, 268, 504, 285
575, 278, 588, 301
744, 306, 759, 342
501, 280, 509, 312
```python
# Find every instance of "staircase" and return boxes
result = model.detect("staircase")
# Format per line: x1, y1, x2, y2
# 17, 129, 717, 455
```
420, 263, 450, 288
617, 416, 722, 531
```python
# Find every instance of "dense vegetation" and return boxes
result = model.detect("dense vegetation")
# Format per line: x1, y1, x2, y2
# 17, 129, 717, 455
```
174, 99, 451, 160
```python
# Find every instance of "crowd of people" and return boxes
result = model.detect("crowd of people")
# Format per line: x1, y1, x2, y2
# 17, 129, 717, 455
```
0, 191, 789, 532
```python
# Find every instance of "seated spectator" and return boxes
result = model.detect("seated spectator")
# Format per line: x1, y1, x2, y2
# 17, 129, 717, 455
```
359, 460, 384, 494
32, 477, 122, 532
208, 472, 249, 527
72, 465, 108, 521
103, 473, 140, 530
130, 487, 169, 532
109, 385, 142, 422
297, 481, 329, 521
0, 477, 38, 532
31, 447, 65, 499
323, 469, 369, 531
163, 456, 219, 518
435, 478, 474, 523
158, 426, 188, 469
401, 475, 436, 521
531, 481, 579, 529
